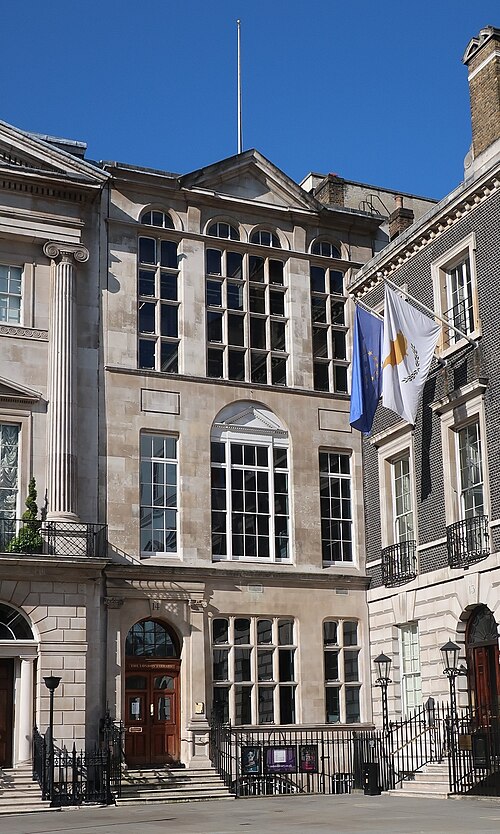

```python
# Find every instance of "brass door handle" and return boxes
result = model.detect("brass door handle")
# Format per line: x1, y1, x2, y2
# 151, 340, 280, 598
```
150, 703, 154, 716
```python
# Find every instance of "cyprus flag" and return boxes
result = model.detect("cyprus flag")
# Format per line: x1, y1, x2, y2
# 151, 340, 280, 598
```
382, 284, 441, 425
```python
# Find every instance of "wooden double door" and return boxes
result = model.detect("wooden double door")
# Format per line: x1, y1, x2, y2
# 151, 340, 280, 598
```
124, 660, 180, 766
0, 659, 14, 767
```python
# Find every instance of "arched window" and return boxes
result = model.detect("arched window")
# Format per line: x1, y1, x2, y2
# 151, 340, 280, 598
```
250, 229, 281, 248
125, 619, 179, 658
211, 402, 290, 563
140, 210, 174, 229
0, 603, 34, 640
208, 221, 240, 241
311, 240, 341, 259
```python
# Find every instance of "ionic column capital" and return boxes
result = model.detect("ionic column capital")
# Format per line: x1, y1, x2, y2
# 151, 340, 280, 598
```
43, 241, 89, 264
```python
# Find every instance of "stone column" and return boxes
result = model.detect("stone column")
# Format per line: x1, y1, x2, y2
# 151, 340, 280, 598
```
17, 656, 35, 764
43, 242, 89, 521
187, 599, 211, 768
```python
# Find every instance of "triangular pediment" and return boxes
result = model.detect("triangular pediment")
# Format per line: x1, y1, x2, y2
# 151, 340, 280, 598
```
0, 120, 108, 185
213, 402, 287, 436
181, 150, 318, 211
0, 376, 42, 403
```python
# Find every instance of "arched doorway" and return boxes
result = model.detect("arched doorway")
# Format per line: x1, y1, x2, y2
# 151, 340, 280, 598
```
466, 606, 500, 715
124, 619, 181, 766
0, 602, 36, 768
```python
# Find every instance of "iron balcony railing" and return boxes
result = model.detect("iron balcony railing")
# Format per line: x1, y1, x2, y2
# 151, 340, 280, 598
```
0, 517, 107, 559
446, 515, 489, 569
381, 540, 417, 587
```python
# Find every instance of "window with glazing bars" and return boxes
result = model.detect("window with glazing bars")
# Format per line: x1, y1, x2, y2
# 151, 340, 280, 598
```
140, 434, 178, 554
457, 423, 484, 519
392, 456, 413, 543
310, 248, 347, 392
212, 616, 296, 725
206, 246, 288, 385
0, 265, 22, 324
323, 620, 361, 723
138, 233, 180, 373
445, 257, 474, 344
320, 451, 353, 564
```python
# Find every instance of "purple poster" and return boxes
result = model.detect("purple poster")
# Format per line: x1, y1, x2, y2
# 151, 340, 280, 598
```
264, 745, 297, 774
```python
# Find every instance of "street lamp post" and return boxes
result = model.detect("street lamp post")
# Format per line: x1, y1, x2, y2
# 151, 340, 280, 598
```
374, 653, 392, 732
43, 675, 61, 804
440, 640, 466, 793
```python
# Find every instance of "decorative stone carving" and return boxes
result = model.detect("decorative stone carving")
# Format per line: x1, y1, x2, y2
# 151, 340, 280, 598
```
0, 325, 48, 341
43, 242, 89, 264
104, 597, 124, 609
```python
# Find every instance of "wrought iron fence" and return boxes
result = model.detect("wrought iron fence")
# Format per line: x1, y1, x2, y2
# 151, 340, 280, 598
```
448, 705, 500, 795
32, 716, 123, 806
209, 719, 394, 797
381, 541, 417, 587
388, 698, 446, 785
446, 515, 489, 568
0, 517, 107, 558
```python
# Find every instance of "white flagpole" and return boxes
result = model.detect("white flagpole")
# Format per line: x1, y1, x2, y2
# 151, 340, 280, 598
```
382, 275, 478, 348
237, 20, 243, 154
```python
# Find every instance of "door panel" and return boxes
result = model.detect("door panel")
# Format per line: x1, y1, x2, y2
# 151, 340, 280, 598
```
0, 659, 14, 768
124, 664, 180, 766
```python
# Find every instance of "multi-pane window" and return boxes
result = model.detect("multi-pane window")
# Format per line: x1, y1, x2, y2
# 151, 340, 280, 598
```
140, 434, 178, 554
206, 244, 288, 385
211, 439, 289, 562
208, 221, 240, 240
212, 616, 296, 725
323, 620, 361, 723
250, 229, 280, 248
0, 265, 22, 325
400, 623, 422, 713
138, 220, 180, 373
140, 210, 174, 229
0, 424, 19, 518
320, 451, 353, 564
312, 240, 340, 259
310, 250, 348, 392
392, 456, 413, 543
445, 257, 474, 344
458, 423, 484, 519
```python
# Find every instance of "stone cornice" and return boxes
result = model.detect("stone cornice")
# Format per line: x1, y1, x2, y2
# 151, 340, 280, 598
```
349, 164, 500, 298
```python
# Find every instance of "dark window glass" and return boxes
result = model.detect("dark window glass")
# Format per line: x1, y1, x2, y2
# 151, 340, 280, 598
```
227, 282, 244, 310
271, 321, 286, 351
160, 342, 178, 373
213, 687, 229, 723
139, 339, 155, 369
271, 357, 287, 386
213, 618, 229, 644
139, 302, 155, 333
279, 649, 295, 682
312, 296, 327, 323
270, 291, 285, 317
139, 270, 155, 296
249, 286, 265, 313
313, 327, 328, 358
279, 686, 295, 724
161, 305, 178, 338
160, 240, 178, 269
335, 365, 348, 393
258, 649, 274, 681
139, 237, 156, 264
207, 311, 223, 342
333, 331, 346, 359
235, 648, 252, 681
234, 618, 251, 644
344, 650, 359, 682
323, 621, 338, 646
211, 442, 225, 464
345, 687, 361, 723
314, 362, 329, 391
331, 300, 345, 325
208, 348, 224, 378
258, 686, 274, 724
329, 270, 344, 295
228, 350, 245, 380
324, 651, 339, 681
257, 619, 273, 644
160, 273, 177, 301
213, 649, 229, 681
206, 281, 222, 307
250, 317, 266, 349
235, 685, 252, 724
228, 314, 245, 346
206, 249, 222, 275
249, 256, 264, 282
269, 260, 284, 284
310, 266, 325, 293
326, 688, 340, 723
278, 620, 293, 646
343, 621, 358, 646
251, 351, 267, 384
227, 251, 243, 279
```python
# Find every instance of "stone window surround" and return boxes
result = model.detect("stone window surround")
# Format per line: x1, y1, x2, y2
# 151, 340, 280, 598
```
323, 618, 362, 724
370, 422, 417, 552
399, 622, 422, 715
431, 382, 489, 528
0, 410, 32, 519
0, 259, 35, 329
319, 449, 355, 566
431, 232, 481, 359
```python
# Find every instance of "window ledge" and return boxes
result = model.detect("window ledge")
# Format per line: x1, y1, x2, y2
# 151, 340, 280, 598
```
430, 377, 488, 415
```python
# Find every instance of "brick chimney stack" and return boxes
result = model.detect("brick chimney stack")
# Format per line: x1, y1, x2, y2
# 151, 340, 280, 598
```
463, 26, 500, 159
389, 196, 414, 241
313, 174, 345, 207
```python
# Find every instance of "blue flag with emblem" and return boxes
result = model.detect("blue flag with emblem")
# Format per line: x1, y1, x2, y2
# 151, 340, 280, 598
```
349, 304, 383, 434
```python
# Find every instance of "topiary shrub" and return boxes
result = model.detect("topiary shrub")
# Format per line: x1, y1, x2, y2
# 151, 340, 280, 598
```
7, 477, 43, 554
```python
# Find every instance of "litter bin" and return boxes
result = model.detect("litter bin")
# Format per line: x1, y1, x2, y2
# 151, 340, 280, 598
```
363, 762, 380, 795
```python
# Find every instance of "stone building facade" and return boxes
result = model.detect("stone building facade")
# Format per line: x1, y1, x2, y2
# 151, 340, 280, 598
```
0, 118, 437, 769
350, 26, 500, 725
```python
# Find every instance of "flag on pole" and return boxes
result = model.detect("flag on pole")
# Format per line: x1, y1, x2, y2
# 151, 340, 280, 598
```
349, 304, 383, 434
382, 283, 440, 425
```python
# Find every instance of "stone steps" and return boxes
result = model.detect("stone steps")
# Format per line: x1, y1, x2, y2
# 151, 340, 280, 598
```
389, 762, 450, 799
116, 765, 233, 805
0, 767, 52, 816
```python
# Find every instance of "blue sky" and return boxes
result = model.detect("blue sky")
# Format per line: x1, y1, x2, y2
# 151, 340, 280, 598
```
3, 1, 499, 199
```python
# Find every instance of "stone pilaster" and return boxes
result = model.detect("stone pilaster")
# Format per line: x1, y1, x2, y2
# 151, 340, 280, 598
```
43, 241, 89, 521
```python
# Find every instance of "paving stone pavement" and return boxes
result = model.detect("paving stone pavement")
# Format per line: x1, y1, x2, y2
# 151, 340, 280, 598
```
1, 794, 500, 834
